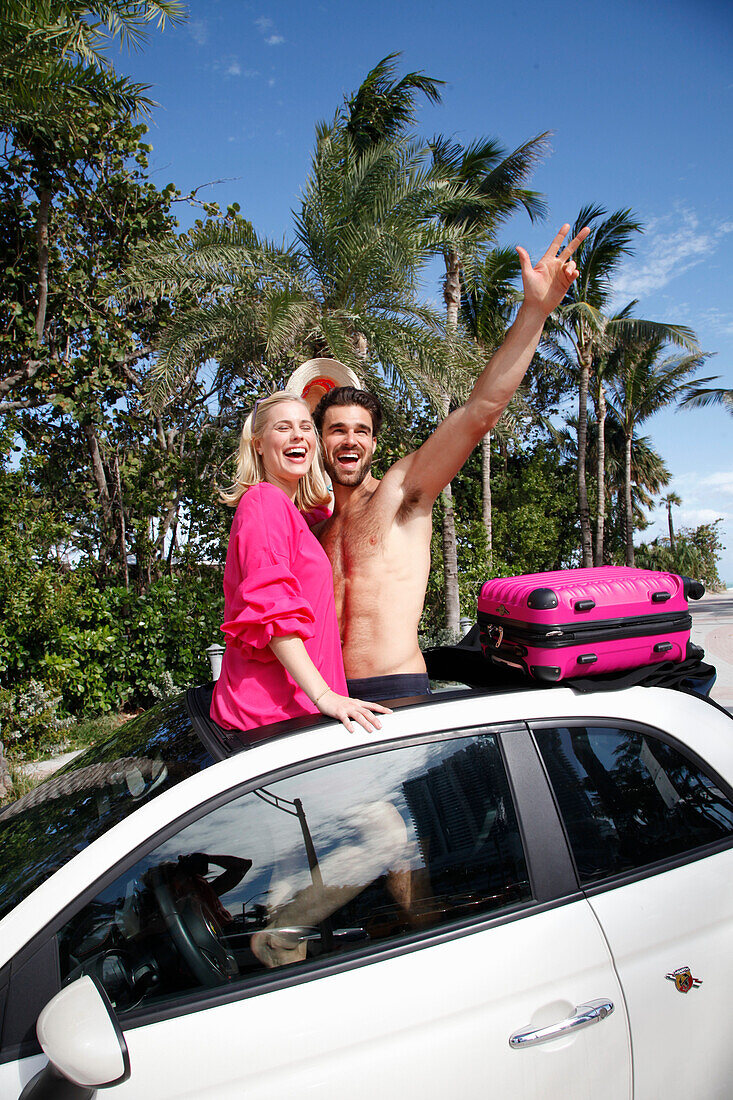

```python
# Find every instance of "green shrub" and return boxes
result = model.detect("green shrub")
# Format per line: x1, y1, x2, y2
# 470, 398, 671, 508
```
0, 566, 224, 718
0, 679, 74, 755
636, 521, 724, 590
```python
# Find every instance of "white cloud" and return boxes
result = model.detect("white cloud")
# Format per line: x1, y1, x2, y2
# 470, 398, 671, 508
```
693, 472, 733, 496
255, 15, 284, 46
697, 307, 733, 338
189, 20, 208, 46
218, 59, 259, 79
674, 470, 733, 497
613, 207, 733, 301
680, 507, 731, 526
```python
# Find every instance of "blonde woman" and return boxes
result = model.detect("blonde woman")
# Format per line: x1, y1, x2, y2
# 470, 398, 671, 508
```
210, 393, 389, 737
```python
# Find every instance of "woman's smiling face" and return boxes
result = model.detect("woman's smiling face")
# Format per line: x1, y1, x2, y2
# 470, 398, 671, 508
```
255, 399, 317, 498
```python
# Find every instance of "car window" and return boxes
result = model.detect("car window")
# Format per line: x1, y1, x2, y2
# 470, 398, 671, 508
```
0, 698, 213, 921
58, 731, 531, 1013
534, 724, 733, 884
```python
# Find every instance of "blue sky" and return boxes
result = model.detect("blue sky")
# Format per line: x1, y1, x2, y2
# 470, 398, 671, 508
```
123, 0, 732, 581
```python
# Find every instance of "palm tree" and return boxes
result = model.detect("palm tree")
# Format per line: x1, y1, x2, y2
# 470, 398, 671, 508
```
555, 414, 670, 564
460, 247, 523, 562
125, 128, 473, 407
0, 1, 183, 133
342, 53, 444, 154
428, 134, 549, 632
660, 491, 682, 550
550, 206, 697, 566
605, 340, 709, 565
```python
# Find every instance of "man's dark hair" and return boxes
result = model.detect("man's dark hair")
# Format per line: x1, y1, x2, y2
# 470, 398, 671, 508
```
313, 386, 383, 436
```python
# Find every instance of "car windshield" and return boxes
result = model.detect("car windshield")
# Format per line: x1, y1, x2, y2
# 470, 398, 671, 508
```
0, 697, 215, 922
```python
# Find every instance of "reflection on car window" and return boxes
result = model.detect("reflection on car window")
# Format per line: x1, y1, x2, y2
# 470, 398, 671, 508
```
535, 725, 733, 883
0, 699, 214, 921
58, 732, 531, 1013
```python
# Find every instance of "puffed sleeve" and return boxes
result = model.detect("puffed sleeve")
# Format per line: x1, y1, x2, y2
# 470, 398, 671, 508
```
220, 487, 316, 656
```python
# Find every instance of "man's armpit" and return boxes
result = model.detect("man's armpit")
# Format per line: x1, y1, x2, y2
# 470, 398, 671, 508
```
396, 484, 425, 524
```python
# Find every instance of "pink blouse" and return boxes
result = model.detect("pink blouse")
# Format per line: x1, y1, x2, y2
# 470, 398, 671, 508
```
210, 482, 347, 734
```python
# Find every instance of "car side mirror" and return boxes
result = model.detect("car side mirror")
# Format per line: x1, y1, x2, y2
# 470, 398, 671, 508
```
20, 976, 130, 1098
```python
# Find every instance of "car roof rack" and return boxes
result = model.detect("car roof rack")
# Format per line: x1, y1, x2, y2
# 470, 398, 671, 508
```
424, 627, 717, 699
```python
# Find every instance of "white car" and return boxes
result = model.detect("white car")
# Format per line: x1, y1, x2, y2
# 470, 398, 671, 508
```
1, 655, 732, 1099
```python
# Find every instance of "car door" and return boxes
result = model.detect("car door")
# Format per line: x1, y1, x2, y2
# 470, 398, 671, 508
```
8, 723, 632, 1099
533, 717, 733, 1100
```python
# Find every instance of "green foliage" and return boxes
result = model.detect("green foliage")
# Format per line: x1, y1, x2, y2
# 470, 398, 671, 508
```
490, 448, 580, 573
0, 454, 224, 719
0, 565, 224, 716
636, 521, 725, 590
0, 679, 73, 755
421, 444, 579, 636
0, 1, 184, 135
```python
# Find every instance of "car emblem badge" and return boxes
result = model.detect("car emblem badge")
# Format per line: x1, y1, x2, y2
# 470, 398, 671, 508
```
496, 604, 510, 617
666, 966, 703, 994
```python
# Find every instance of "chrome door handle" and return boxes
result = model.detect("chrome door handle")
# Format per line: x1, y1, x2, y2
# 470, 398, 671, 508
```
509, 999, 614, 1049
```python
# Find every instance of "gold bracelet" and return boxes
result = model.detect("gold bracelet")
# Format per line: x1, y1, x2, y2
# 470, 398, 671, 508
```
314, 687, 330, 705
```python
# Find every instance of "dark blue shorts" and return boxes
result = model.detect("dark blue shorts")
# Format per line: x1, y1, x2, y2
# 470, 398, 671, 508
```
346, 673, 432, 703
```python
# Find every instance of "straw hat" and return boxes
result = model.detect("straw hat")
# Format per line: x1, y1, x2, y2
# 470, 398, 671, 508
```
285, 358, 362, 412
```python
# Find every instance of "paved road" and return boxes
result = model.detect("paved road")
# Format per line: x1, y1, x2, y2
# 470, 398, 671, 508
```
690, 590, 733, 711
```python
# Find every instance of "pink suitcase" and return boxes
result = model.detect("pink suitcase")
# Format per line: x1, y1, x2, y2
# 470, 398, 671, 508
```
478, 566, 704, 682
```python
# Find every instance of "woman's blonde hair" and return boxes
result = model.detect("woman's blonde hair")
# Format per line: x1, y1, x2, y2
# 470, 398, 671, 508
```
219, 392, 331, 510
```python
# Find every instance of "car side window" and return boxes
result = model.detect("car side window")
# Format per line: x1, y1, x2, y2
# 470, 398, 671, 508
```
534, 724, 733, 884
57, 732, 531, 1013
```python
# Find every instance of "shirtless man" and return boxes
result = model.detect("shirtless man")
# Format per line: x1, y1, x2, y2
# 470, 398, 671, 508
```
312, 224, 589, 701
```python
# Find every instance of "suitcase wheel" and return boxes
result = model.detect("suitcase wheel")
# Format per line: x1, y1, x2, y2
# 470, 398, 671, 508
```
530, 665, 562, 682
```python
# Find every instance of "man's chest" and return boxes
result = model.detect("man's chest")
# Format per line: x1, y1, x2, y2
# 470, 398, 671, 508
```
319, 507, 385, 575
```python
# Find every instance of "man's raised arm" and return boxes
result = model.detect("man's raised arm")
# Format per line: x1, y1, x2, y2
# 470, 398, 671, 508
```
395, 224, 590, 504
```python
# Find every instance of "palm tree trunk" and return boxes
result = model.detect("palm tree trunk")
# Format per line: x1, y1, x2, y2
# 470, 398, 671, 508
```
667, 504, 676, 551
577, 347, 593, 567
441, 250, 462, 636
35, 188, 52, 342
113, 452, 129, 590
594, 383, 607, 566
82, 422, 114, 571
624, 433, 635, 566
441, 481, 460, 636
443, 247, 461, 331
439, 390, 460, 636
481, 431, 492, 569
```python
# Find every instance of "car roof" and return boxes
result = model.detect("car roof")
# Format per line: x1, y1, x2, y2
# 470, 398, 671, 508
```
186, 640, 723, 762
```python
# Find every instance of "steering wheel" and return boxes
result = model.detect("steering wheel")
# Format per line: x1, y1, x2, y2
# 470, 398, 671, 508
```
149, 865, 239, 988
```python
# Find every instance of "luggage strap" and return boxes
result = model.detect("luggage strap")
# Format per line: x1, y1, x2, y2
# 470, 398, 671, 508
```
562, 656, 716, 694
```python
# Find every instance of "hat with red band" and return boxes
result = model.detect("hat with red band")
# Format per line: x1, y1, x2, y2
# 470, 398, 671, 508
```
285, 358, 362, 410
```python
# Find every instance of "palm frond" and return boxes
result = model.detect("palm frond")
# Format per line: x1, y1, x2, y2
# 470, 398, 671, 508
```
678, 383, 732, 414
344, 53, 444, 153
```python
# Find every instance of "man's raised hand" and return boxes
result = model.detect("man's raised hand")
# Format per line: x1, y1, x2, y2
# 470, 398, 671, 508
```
516, 223, 591, 317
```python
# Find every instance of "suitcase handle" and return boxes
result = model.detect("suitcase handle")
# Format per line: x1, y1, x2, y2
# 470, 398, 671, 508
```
682, 577, 705, 601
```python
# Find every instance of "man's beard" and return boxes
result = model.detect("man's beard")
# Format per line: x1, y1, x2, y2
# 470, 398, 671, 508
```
326, 451, 373, 487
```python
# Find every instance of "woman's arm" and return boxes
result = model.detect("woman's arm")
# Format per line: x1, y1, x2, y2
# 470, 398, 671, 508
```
268, 634, 390, 733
